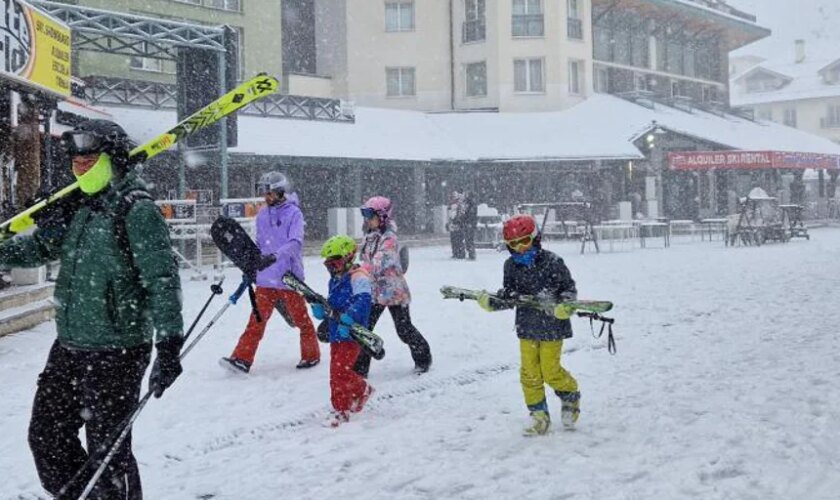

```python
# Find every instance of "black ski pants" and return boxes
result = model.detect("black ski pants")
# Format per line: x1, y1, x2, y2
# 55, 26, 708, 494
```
354, 304, 432, 377
29, 341, 151, 500
463, 224, 476, 260
450, 228, 465, 259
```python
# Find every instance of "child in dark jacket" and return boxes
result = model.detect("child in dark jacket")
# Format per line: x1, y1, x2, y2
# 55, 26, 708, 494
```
311, 235, 375, 427
477, 215, 580, 436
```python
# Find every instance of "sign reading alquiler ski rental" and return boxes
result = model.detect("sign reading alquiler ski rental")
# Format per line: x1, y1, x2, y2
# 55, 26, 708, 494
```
1, 0, 71, 96
668, 151, 840, 171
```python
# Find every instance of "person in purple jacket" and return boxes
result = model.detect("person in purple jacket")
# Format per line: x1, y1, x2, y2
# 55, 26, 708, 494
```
220, 172, 320, 374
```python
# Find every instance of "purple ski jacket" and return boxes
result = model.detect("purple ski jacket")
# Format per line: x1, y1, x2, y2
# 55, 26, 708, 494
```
255, 193, 305, 289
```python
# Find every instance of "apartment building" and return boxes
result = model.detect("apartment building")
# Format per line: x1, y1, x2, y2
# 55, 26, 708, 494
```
289, 0, 767, 113
65, 0, 283, 84
298, 0, 593, 112
731, 40, 840, 144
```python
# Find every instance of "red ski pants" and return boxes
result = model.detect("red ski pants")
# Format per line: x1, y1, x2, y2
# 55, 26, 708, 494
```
330, 341, 369, 412
231, 287, 320, 365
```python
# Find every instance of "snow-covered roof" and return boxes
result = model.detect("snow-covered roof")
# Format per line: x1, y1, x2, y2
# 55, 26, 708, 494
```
100, 93, 840, 164
730, 42, 840, 106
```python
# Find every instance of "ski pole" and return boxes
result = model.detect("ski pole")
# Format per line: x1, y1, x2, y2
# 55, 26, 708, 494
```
59, 278, 232, 499
76, 278, 250, 500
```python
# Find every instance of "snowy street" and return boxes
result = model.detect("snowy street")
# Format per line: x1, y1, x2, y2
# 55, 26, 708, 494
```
2, 231, 840, 500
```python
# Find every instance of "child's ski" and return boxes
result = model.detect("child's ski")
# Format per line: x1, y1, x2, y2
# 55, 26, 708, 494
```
1, 74, 279, 235
440, 285, 613, 314
282, 272, 386, 360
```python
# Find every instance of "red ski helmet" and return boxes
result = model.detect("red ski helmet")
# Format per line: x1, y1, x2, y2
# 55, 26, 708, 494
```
503, 215, 539, 250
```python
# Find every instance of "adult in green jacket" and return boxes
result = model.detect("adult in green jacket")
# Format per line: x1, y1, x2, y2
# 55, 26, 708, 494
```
0, 120, 184, 500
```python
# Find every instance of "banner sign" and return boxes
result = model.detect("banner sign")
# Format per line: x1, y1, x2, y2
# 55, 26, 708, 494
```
156, 200, 197, 223
220, 197, 264, 219
669, 151, 840, 171
1, 0, 71, 96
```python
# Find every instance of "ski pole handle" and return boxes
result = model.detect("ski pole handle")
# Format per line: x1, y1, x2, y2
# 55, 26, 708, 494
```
229, 277, 250, 304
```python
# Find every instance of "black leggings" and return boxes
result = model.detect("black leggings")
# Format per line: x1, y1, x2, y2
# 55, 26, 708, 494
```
29, 341, 150, 500
354, 304, 432, 377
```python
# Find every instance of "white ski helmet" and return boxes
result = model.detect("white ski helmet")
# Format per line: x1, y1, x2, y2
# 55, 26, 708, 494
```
256, 171, 291, 196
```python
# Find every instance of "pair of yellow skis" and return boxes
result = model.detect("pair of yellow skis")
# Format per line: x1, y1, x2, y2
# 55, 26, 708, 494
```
1, 74, 280, 236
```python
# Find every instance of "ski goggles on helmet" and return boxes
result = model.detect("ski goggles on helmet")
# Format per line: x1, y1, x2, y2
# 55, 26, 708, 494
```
256, 182, 284, 196
324, 255, 350, 274
505, 234, 535, 252
61, 130, 107, 156
360, 207, 378, 219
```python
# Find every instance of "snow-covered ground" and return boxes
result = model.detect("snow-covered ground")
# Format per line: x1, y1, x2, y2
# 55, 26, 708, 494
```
3, 230, 840, 500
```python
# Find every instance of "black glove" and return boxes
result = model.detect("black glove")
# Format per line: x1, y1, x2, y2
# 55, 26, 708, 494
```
30, 189, 84, 233
257, 253, 277, 271
316, 320, 329, 343
149, 335, 184, 398
497, 288, 519, 301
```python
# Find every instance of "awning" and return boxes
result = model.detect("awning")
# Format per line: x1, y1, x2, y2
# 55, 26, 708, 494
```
668, 151, 840, 171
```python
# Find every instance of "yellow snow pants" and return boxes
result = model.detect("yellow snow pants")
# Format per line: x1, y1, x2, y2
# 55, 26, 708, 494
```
520, 339, 578, 408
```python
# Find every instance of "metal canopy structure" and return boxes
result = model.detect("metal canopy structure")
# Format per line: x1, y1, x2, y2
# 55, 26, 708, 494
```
31, 0, 226, 58
31, 0, 232, 196
81, 76, 356, 123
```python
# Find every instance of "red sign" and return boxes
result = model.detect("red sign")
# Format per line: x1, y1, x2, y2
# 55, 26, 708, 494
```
668, 151, 840, 171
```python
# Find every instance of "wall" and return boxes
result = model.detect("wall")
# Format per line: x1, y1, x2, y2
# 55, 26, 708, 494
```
349, 0, 452, 111
749, 96, 840, 143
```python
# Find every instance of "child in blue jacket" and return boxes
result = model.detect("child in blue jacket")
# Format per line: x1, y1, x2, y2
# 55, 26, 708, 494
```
311, 235, 375, 427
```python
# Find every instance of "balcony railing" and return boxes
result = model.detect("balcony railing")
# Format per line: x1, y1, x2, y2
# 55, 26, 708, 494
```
567, 17, 583, 40
512, 14, 543, 37
462, 18, 486, 43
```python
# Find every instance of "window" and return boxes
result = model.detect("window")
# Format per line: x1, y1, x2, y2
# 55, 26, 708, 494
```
232, 27, 245, 81
670, 81, 681, 97
634, 74, 649, 91
702, 86, 718, 103
567, 0, 582, 40
746, 74, 779, 93
130, 42, 166, 73
465, 61, 487, 97
385, 2, 414, 32
783, 108, 798, 128
463, 0, 486, 43
512, 0, 543, 37
386, 67, 416, 97
568, 59, 583, 94
594, 66, 609, 93
757, 108, 773, 121
514, 58, 544, 93
823, 104, 840, 128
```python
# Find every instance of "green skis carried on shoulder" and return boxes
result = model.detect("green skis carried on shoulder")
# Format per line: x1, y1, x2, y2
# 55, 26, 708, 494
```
440, 285, 613, 315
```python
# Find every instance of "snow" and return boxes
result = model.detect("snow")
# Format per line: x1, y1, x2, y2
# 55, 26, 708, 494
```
103, 93, 840, 165
3, 230, 840, 499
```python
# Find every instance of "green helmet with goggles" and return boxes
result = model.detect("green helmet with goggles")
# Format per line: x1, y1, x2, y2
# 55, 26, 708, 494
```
321, 235, 357, 275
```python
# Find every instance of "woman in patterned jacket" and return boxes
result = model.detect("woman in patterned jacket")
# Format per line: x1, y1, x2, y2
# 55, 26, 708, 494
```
354, 196, 432, 376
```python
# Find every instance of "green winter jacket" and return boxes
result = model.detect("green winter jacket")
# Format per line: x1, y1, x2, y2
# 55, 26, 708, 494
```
0, 173, 183, 350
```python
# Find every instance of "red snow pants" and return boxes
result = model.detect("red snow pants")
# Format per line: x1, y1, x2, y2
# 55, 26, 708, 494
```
231, 287, 320, 365
330, 341, 369, 412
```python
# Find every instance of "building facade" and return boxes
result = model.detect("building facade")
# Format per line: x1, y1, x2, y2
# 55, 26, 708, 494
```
287, 0, 766, 114
731, 41, 840, 144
